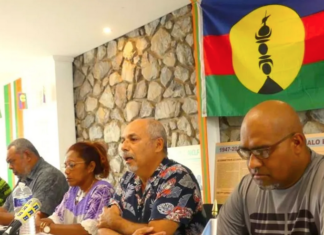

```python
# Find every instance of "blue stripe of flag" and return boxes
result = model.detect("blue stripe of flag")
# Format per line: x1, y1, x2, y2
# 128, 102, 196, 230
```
201, 0, 324, 36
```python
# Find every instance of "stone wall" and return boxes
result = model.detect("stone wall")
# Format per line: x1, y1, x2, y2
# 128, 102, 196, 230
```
72, 5, 198, 186
220, 110, 324, 142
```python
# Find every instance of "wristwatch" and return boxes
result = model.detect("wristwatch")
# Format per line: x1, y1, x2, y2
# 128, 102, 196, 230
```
43, 225, 51, 234
40, 222, 51, 234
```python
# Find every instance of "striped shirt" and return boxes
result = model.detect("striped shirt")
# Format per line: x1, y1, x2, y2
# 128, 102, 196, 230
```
217, 150, 324, 235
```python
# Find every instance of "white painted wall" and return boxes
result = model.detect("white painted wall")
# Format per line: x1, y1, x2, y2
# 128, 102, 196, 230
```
0, 56, 76, 182
22, 57, 59, 169
53, 56, 76, 171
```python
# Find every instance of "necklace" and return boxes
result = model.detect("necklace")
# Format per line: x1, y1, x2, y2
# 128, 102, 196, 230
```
75, 179, 96, 204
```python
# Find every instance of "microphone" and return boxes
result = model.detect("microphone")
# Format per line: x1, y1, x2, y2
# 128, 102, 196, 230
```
3, 198, 42, 235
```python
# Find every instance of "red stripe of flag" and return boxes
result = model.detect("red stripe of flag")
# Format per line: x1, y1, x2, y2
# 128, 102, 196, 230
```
203, 34, 234, 76
204, 10, 324, 76
302, 11, 324, 64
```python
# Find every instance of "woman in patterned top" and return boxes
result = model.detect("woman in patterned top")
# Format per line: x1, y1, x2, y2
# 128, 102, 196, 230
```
0, 177, 11, 207
36, 141, 114, 235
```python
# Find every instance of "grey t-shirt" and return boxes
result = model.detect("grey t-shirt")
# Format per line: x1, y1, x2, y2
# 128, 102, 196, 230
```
3, 157, 69, 215
217, 150, 324, 235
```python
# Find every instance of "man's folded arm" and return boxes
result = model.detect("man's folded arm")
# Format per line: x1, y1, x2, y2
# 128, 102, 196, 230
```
105, 217, 177, 235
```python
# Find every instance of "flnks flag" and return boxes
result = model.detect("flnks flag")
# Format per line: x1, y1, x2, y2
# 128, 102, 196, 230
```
192, 0, 324, 116
18, 93, 27, 109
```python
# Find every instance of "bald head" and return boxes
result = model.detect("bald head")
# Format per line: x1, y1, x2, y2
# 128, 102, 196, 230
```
242, 100, 303, 139
240, 100, 311, 189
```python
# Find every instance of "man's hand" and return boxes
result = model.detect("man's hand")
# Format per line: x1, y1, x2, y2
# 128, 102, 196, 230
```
35, 211, 41, 233
132, 227, 166, 235
0, 207, 7, 213
97, 206, 121, 229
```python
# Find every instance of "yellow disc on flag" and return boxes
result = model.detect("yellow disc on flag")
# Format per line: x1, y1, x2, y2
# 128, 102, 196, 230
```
229, 5, 305, 94
20, 94, 26, 102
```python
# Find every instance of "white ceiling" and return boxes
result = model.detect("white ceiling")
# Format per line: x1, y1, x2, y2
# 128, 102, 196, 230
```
0, 0, 189, 76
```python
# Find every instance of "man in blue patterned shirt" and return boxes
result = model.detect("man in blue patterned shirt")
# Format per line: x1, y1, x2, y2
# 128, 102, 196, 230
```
98, 119, 207, 235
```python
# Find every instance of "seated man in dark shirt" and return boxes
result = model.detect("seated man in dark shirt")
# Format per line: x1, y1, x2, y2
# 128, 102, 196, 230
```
0, 138, 69, 225
0, 178, 11, 207
98, 119, 207, 235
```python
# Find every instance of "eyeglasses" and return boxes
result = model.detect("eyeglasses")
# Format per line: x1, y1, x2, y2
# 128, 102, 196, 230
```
63, 161, 85, 170
237, 133, 295, 160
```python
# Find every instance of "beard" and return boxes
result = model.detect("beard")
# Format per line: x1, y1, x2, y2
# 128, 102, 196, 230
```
123, 152, 138, 172
253, 178, 280, 190
257, 183, 280, 190
126, 164, 139, 173
250, 167, 280, 190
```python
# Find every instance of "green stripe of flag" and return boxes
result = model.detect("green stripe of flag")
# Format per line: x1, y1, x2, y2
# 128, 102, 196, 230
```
206, 61, 324, 116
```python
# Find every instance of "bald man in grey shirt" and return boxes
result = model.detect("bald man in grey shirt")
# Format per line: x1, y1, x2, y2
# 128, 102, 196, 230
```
217, 101, 324, 235
0, 138, 68, 225
218, 150, 324, 234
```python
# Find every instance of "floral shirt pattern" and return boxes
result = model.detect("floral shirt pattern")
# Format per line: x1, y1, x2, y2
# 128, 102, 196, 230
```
109, 158, 207, 235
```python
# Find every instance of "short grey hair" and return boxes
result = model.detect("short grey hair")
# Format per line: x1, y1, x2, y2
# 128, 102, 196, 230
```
7, 138, 40, 157
146, 120, 168, 155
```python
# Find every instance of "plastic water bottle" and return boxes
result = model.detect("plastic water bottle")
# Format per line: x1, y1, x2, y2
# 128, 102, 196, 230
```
12, 182, 36, 235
